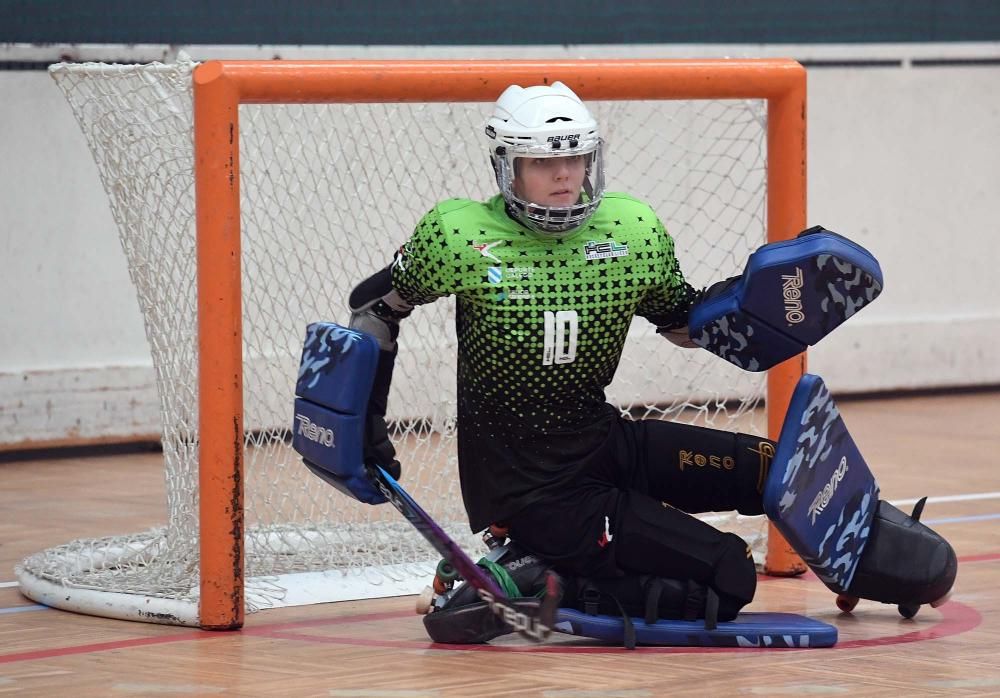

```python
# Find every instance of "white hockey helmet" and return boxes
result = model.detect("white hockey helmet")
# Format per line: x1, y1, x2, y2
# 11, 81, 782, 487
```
485, 81, 605, 235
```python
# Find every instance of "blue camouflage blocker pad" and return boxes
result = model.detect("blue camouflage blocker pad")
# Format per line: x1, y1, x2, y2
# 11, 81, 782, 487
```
689, 227, 883, 371
555, 609, 837, 648
295, 322, 379, 416
763, 374, 880, 594
292, 322, 380, 498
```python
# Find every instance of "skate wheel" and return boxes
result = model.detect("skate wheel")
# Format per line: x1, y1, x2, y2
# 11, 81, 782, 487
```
930, 592, 951, 608
898, 603, 920, 619
489, 524, 509, 539
836, 594, 859, 613
416, 586, 435, 615
436, 559, 459, 583
432, 575, 450, 595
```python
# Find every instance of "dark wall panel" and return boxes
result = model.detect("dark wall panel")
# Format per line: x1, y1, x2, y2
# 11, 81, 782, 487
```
4, 1, 1000, 45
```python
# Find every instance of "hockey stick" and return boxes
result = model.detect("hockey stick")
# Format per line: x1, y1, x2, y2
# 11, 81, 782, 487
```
369, 464, 559, 642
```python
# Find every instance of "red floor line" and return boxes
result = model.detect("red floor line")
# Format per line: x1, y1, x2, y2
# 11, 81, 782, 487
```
834, 599, 982, 650
955, 552, 1000, 564
1, 551, 993, 664
0, 629, 215, 665
250, 599, 981, 655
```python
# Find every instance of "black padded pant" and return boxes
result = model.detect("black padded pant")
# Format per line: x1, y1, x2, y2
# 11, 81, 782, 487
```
507, 417, 776, 615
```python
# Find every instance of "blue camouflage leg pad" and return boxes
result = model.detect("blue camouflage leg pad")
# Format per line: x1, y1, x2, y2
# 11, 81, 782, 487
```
555, 609, 837, 648
763, 374, 879, 594
689, 227, 883, 371
292, 322, 385, 504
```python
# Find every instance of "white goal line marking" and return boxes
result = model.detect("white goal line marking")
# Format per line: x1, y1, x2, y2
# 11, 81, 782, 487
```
889, 491, 1000, 506
689, 492, 1000, 526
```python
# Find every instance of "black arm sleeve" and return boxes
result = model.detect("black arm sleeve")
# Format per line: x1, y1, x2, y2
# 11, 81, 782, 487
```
348, 264, 413, 418
347, 264, 416, 477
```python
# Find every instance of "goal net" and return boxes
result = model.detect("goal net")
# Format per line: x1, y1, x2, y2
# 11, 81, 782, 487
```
19, 59, 804, 627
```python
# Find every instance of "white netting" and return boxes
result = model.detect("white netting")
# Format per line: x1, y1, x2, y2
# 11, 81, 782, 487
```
20, 60, 770, 624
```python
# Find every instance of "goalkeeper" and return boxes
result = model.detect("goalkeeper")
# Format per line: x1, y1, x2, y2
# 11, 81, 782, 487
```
341, 81, 949, 638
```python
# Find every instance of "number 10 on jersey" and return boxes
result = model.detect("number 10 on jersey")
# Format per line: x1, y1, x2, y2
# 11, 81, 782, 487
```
542, 310, 578, 365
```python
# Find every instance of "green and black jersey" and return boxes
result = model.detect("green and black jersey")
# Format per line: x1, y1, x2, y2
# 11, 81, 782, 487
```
391, 193, 696, 531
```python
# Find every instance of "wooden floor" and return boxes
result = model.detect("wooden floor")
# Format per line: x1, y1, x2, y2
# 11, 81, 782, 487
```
1, 390, 999, 697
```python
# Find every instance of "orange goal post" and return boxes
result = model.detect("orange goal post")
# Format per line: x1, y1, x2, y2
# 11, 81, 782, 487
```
22, 59, 807, 630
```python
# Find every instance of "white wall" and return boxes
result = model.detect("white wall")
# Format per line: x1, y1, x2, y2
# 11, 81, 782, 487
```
1, 43, 998, 448
1, 70, 159, 447
807, 65, 1000, 390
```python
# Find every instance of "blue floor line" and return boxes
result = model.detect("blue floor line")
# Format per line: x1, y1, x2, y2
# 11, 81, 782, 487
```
0, 604, 48, 615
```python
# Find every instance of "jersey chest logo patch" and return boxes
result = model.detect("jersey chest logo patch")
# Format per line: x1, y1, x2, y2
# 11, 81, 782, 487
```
584, 239, 629, 260
472, 240, 505, 263
495, 288, 532, 302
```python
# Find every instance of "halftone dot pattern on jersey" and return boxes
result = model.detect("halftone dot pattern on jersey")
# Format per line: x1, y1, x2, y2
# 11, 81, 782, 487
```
391, 193, 696, 528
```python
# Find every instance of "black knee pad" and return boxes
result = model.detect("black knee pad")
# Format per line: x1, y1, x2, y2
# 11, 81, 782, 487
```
845, 500, 957, 606
614, 493, 756, 618
422, 543, 552, 644
713, 531, 758, 611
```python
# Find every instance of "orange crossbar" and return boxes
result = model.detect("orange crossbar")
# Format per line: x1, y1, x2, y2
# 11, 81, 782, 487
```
193, 59, 807, 630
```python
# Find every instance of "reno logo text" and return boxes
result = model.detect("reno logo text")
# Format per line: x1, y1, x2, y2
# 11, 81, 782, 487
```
296, 414, 334, 448
808, 456, 848, 525
782, 267, 805, 324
